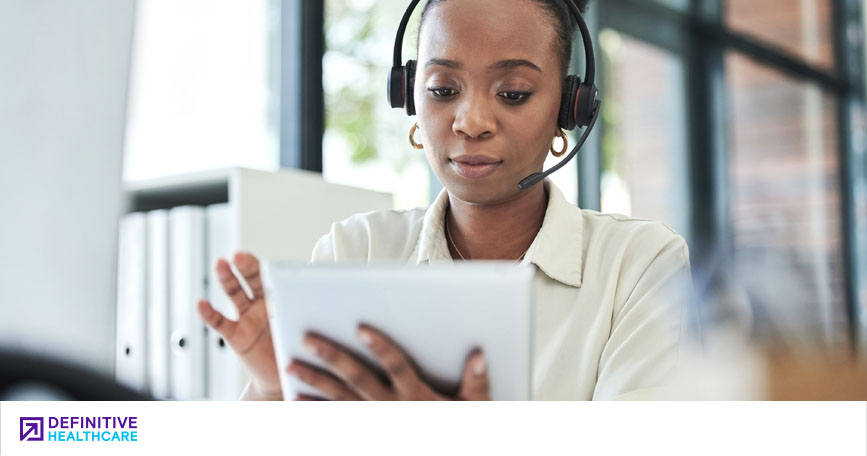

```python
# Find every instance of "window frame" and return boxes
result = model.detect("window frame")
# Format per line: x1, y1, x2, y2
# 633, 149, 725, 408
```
595, 0, 867, 351
281, 0, 325, 172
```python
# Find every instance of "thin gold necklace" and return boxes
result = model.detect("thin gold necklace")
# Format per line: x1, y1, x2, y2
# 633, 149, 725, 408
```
445, 208, 530, 264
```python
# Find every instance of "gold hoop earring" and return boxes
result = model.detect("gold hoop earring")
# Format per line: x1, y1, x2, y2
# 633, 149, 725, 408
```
409, 123, 424, 150
550, 129, 568, 157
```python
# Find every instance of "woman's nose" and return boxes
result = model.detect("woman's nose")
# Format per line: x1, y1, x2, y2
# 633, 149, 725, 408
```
452, 93, 497, 139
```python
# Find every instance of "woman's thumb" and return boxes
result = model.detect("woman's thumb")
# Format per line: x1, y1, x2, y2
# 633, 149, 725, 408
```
458, 350, 491, 401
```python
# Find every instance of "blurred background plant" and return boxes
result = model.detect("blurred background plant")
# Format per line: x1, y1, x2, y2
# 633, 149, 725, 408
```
323, 0, 431, 208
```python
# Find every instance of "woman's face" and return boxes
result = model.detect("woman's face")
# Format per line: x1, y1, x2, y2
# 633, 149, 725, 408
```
415, 0, 563, 205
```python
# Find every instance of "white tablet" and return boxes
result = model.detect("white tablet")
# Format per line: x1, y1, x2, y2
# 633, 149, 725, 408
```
261, 262, 534, 401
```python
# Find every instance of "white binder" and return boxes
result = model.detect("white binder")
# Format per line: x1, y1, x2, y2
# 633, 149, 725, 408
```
123, 167, 394, 400
168, 205, 208, 400
146, 209, 171, 399
115, 212, 148, 392
205, 203, 250, 400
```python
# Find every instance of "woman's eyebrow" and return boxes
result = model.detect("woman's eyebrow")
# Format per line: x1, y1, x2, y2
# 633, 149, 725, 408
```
489, 59, 542, 73
423, 58, 542, 73
424, 58, 461, 69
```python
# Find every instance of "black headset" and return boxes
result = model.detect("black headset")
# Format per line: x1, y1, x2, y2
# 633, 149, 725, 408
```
387, 0, 601, 191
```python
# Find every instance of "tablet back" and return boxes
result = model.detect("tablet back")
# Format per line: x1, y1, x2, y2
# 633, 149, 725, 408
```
263, 262, 534, 401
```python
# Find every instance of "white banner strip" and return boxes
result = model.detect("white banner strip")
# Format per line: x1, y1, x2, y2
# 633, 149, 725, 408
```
2, 401, 865, 455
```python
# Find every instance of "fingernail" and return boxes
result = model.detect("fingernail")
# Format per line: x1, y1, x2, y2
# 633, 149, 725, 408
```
358, 329, 373, 346
234, 251, 252, 265
217, 263, 230, 279
473, 355, 486, 376
303, 340, 318, 356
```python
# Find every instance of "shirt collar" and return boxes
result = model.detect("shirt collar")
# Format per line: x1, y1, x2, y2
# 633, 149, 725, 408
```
412, 180, 584, 288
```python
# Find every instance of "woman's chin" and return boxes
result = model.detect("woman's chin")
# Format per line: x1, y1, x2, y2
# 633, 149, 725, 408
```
442, 176, 525, 206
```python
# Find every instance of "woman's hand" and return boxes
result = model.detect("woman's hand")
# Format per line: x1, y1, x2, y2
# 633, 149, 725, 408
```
196, 252, 282, 400
288, 325, 490, 401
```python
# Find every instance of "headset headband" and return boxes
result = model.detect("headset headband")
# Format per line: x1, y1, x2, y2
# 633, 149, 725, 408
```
392, 0, 595, 89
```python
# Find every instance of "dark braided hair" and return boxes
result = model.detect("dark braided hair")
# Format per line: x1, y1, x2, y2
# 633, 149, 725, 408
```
419, 0, 591, 76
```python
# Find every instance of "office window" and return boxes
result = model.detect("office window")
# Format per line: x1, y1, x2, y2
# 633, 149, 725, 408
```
323, 0, 430, 209
726, 52, 848, 349
725, 0, 834, 70
598, 29, 690, 236
595, 0, 867, 349
123, 0, 281, 182
653, 0, 689, 11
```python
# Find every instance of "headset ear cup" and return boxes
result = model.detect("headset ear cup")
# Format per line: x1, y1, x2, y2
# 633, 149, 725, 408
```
404, 60, 417, 116
559, 75, 579, 130
388, 66, 406, 109
574, 82, 599, 127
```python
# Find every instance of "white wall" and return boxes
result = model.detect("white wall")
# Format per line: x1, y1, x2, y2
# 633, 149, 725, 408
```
0, 0, 135, 375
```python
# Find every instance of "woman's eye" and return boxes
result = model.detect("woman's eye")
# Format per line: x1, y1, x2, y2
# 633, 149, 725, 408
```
428, 87, 458, 99
498, 91, 532, 104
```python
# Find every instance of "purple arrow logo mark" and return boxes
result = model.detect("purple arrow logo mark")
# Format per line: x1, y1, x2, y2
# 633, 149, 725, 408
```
20, 417, 44, 441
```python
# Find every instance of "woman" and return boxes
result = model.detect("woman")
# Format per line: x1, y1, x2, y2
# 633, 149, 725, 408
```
197, 0, 691, 401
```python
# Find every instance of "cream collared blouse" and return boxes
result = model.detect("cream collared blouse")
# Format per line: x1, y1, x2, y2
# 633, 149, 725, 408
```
309, 180, 692, 400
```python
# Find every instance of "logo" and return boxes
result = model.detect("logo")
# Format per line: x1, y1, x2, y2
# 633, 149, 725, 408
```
18, 416, 138, 443
20, 417, 44, 441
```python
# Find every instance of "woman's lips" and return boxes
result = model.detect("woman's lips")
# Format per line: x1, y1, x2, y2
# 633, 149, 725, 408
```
450, 159, 503, 179
449, 155, 503, 179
